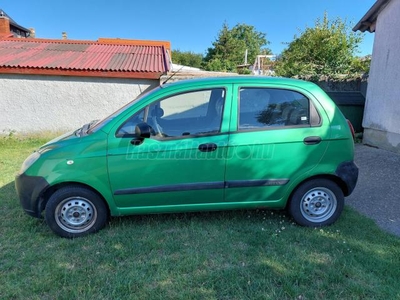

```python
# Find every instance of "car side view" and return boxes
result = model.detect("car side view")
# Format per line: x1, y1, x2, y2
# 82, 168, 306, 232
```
15, 76, 358, 238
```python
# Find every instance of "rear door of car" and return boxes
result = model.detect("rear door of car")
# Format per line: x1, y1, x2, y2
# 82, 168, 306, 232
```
224, 83, 330, 207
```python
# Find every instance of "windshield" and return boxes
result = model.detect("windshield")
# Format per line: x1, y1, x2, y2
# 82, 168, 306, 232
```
88, 86, 161, 134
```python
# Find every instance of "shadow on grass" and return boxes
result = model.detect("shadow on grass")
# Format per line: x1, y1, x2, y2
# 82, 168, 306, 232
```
2, 179, 400, 299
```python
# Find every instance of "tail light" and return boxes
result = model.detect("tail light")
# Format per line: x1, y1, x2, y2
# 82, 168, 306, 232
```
347, 119, 355, 140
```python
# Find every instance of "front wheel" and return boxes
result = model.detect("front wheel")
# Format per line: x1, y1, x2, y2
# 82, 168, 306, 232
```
288, 179, 344, 227
45, 186, 108, 238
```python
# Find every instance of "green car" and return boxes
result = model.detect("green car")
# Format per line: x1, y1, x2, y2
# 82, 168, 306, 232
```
15, 76, 358, 238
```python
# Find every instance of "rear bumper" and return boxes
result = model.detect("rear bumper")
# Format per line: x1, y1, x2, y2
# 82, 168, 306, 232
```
15, 173, 49, 218
335, 161, 359, 196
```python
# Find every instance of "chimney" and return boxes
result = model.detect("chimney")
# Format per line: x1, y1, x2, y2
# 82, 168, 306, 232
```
29, 28, 35, 38
62, 32, 67, 40
0, 13, 11, 37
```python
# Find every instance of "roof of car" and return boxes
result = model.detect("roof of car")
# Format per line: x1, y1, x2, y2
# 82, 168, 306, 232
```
162, 76, 317, 89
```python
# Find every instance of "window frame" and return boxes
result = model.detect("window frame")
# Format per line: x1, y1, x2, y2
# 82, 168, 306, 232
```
236, 86, 322, 132
115, 87, 227, 140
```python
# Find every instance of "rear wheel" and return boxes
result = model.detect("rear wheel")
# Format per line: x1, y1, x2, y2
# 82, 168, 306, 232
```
45, 186, 108, 238
288, 179, 344, 226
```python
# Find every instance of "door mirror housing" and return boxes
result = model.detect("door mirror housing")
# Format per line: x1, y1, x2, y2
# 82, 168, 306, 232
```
135, 122, 151, 139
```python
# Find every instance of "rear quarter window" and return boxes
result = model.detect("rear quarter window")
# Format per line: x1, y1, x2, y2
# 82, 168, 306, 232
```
238, 87, 320, 130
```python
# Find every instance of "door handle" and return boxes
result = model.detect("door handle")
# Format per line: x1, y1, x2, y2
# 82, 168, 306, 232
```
130, 138, 144, 146
198, 143, 218, 152
303, 136, 321, 145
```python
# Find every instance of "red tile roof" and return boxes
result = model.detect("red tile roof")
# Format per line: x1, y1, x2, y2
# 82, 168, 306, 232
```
0, 38, 171, 79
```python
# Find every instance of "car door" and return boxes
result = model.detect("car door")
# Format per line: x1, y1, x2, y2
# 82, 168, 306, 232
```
107, 86, 232, 212
224, 84, 330, 206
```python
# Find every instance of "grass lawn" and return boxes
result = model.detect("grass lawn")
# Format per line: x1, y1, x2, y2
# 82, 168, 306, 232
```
1, 135, 399, 300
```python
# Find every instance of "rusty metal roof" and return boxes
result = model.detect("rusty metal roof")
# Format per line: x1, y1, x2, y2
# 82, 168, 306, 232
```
0, 38, 170, 78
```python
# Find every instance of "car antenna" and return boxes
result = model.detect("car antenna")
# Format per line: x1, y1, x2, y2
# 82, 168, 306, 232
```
162, 65, 184, 85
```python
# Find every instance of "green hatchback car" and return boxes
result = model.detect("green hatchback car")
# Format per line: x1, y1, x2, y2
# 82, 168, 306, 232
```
16, 76, 358, 238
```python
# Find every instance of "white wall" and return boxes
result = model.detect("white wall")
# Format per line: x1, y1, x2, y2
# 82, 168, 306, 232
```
0, 74, 157, 133
363, 0, 400, 152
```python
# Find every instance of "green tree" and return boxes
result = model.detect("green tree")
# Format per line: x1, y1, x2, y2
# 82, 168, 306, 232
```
171, 50, 203, 68
203, 23, 271, 73
350, 55, 371, 74
275, 13, 365, 79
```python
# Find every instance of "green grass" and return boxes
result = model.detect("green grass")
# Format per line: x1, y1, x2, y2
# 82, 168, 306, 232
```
1, 135, 400, 300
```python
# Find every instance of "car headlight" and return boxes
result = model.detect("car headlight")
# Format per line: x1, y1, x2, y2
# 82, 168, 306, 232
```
19, 152, 40, 174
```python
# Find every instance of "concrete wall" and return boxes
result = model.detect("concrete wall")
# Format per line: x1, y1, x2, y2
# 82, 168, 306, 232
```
0, 74, 157, 133
362, 0, 400, 153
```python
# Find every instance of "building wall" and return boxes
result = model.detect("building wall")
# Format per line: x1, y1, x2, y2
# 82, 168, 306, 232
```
0, 74, 157, 133
363, 0, 400, 153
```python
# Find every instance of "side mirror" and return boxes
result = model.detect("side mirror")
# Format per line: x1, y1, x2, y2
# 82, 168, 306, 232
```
131, 122, 151, 145
135, 122, 151, 139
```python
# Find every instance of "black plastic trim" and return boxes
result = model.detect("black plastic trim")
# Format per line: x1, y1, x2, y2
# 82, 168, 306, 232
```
303, 136, 321, 145
114, 182, 225, 195
114, 179, 289, 195
15, 173, 49, 218
198, 143, 218, 152
335, 161, 359, 196
226, 179, 289, 188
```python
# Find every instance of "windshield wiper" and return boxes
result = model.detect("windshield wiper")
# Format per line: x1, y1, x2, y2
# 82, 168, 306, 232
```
75, 120, 99, 137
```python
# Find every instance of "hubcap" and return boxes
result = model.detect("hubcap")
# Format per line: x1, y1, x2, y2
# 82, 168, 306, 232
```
55, 197, 97, 233
300, 187, 337, 223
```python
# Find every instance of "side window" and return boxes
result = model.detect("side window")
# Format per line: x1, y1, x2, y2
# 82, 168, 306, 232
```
238, 88, 312, 130
116, 88, 225, 138
116, 109, 145, 137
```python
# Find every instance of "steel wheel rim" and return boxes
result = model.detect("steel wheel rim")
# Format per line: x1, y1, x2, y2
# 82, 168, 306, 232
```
55, 197, 97, 233
300, 187, 337, 223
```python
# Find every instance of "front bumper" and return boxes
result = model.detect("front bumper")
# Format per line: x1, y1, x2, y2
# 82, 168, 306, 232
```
335, 161, 359, 196
15, 173, 49, 218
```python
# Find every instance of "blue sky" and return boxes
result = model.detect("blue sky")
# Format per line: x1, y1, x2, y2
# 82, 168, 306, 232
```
2, 0, 376, 57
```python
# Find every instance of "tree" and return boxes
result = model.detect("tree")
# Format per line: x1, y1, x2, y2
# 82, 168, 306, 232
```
274, 13, 365, 79
171, 50, 203, 69
203, 23, 271, 73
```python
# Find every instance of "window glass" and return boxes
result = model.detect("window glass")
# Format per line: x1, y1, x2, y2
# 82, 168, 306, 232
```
116, 109, 145, 137
238, 88, 310, 130
116, 88, 225, 138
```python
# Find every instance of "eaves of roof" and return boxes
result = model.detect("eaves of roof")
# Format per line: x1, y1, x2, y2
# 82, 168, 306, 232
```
0, 9, 30, 33
353, 0, 392, 32
10, 22, 30, 33
0, 37, 170, 79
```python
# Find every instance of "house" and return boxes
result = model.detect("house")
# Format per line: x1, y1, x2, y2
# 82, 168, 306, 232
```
353, 0, 400, 153
0, 9, 31, 38
0, 37, 171, 132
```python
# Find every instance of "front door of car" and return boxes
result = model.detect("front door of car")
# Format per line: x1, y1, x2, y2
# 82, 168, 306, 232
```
225, 85, 330, 205
107, 87, 231, 212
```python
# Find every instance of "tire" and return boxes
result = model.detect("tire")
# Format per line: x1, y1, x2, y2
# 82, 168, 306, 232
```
45, 186, 108, 238
288, 179, 344, 227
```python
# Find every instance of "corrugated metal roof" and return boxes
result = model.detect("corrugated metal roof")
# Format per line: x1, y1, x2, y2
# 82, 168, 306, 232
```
0, 38, 169, 75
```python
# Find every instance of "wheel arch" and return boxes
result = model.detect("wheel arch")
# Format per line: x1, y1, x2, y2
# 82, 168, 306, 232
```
39, 182, 111, 217
286, 174, 349, 209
